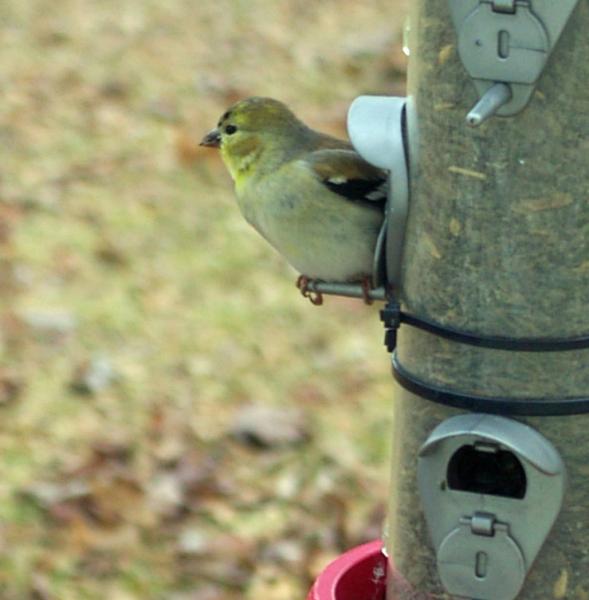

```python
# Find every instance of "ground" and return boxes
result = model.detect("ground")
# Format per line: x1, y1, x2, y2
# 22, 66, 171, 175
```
0, 1, 408, 598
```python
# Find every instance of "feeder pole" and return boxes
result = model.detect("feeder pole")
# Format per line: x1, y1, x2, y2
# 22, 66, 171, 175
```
386, 1, 589, 599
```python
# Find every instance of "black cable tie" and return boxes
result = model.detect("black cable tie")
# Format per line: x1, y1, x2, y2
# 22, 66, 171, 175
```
380, 300, 401, 352
380, 298, 589, 352
392, 354, 589, 416
400, 311, 589, 352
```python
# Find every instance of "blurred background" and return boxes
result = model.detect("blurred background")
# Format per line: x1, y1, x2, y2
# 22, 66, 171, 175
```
0, 1, 408, 598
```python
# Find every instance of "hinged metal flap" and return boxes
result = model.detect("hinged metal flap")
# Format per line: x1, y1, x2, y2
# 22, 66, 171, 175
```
418, 413, 566, 599
448, 0, 580, 124
438, 517, 526, 599
449, 0, 579, 45
419, 413, 564, 475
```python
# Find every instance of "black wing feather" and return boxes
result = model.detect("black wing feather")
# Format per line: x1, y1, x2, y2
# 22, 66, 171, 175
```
306, 149, 388, 212
323, 178, 387, 206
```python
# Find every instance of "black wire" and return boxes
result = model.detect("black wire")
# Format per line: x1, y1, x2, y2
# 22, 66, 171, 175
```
393, 354, 589, 416
397, 310, 589, 352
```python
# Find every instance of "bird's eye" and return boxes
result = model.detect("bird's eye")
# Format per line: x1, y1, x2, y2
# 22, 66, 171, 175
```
225, 125, 238, 135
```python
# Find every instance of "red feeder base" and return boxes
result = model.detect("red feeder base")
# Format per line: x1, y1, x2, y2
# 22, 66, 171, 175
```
307, 540, 387, 600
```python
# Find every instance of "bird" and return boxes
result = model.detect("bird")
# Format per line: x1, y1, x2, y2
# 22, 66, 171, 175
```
200, 97, 387, 305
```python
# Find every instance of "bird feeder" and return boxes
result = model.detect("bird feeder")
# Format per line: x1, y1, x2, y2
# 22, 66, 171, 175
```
309, 1, 589, 598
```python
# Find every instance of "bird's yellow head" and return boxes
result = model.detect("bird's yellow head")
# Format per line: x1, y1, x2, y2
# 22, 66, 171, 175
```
200, 97, 308, 184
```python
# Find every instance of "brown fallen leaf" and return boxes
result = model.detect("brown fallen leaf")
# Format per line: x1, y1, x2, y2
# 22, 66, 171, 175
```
230, 405, 310, 449
0, 369, 22, 405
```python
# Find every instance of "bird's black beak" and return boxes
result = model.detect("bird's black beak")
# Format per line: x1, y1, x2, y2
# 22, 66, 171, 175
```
200, 128, 221, 148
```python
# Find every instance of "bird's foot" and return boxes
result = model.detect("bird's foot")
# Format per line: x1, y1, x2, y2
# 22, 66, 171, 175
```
360, 276, 374, 305
296, 275, 323, 306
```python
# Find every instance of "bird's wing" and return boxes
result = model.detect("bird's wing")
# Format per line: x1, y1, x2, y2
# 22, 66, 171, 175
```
305, 149, 388, 211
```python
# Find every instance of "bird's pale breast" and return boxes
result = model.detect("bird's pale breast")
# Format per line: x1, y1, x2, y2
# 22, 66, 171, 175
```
237, 163, 383, 282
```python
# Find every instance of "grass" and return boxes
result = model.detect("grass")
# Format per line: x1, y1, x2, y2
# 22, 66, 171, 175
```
0, 1, 408, 597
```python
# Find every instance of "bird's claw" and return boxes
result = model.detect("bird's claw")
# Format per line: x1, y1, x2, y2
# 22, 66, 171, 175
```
296, 275, 323, 306
360, 276, 374, 305
296, 275, 374, 305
